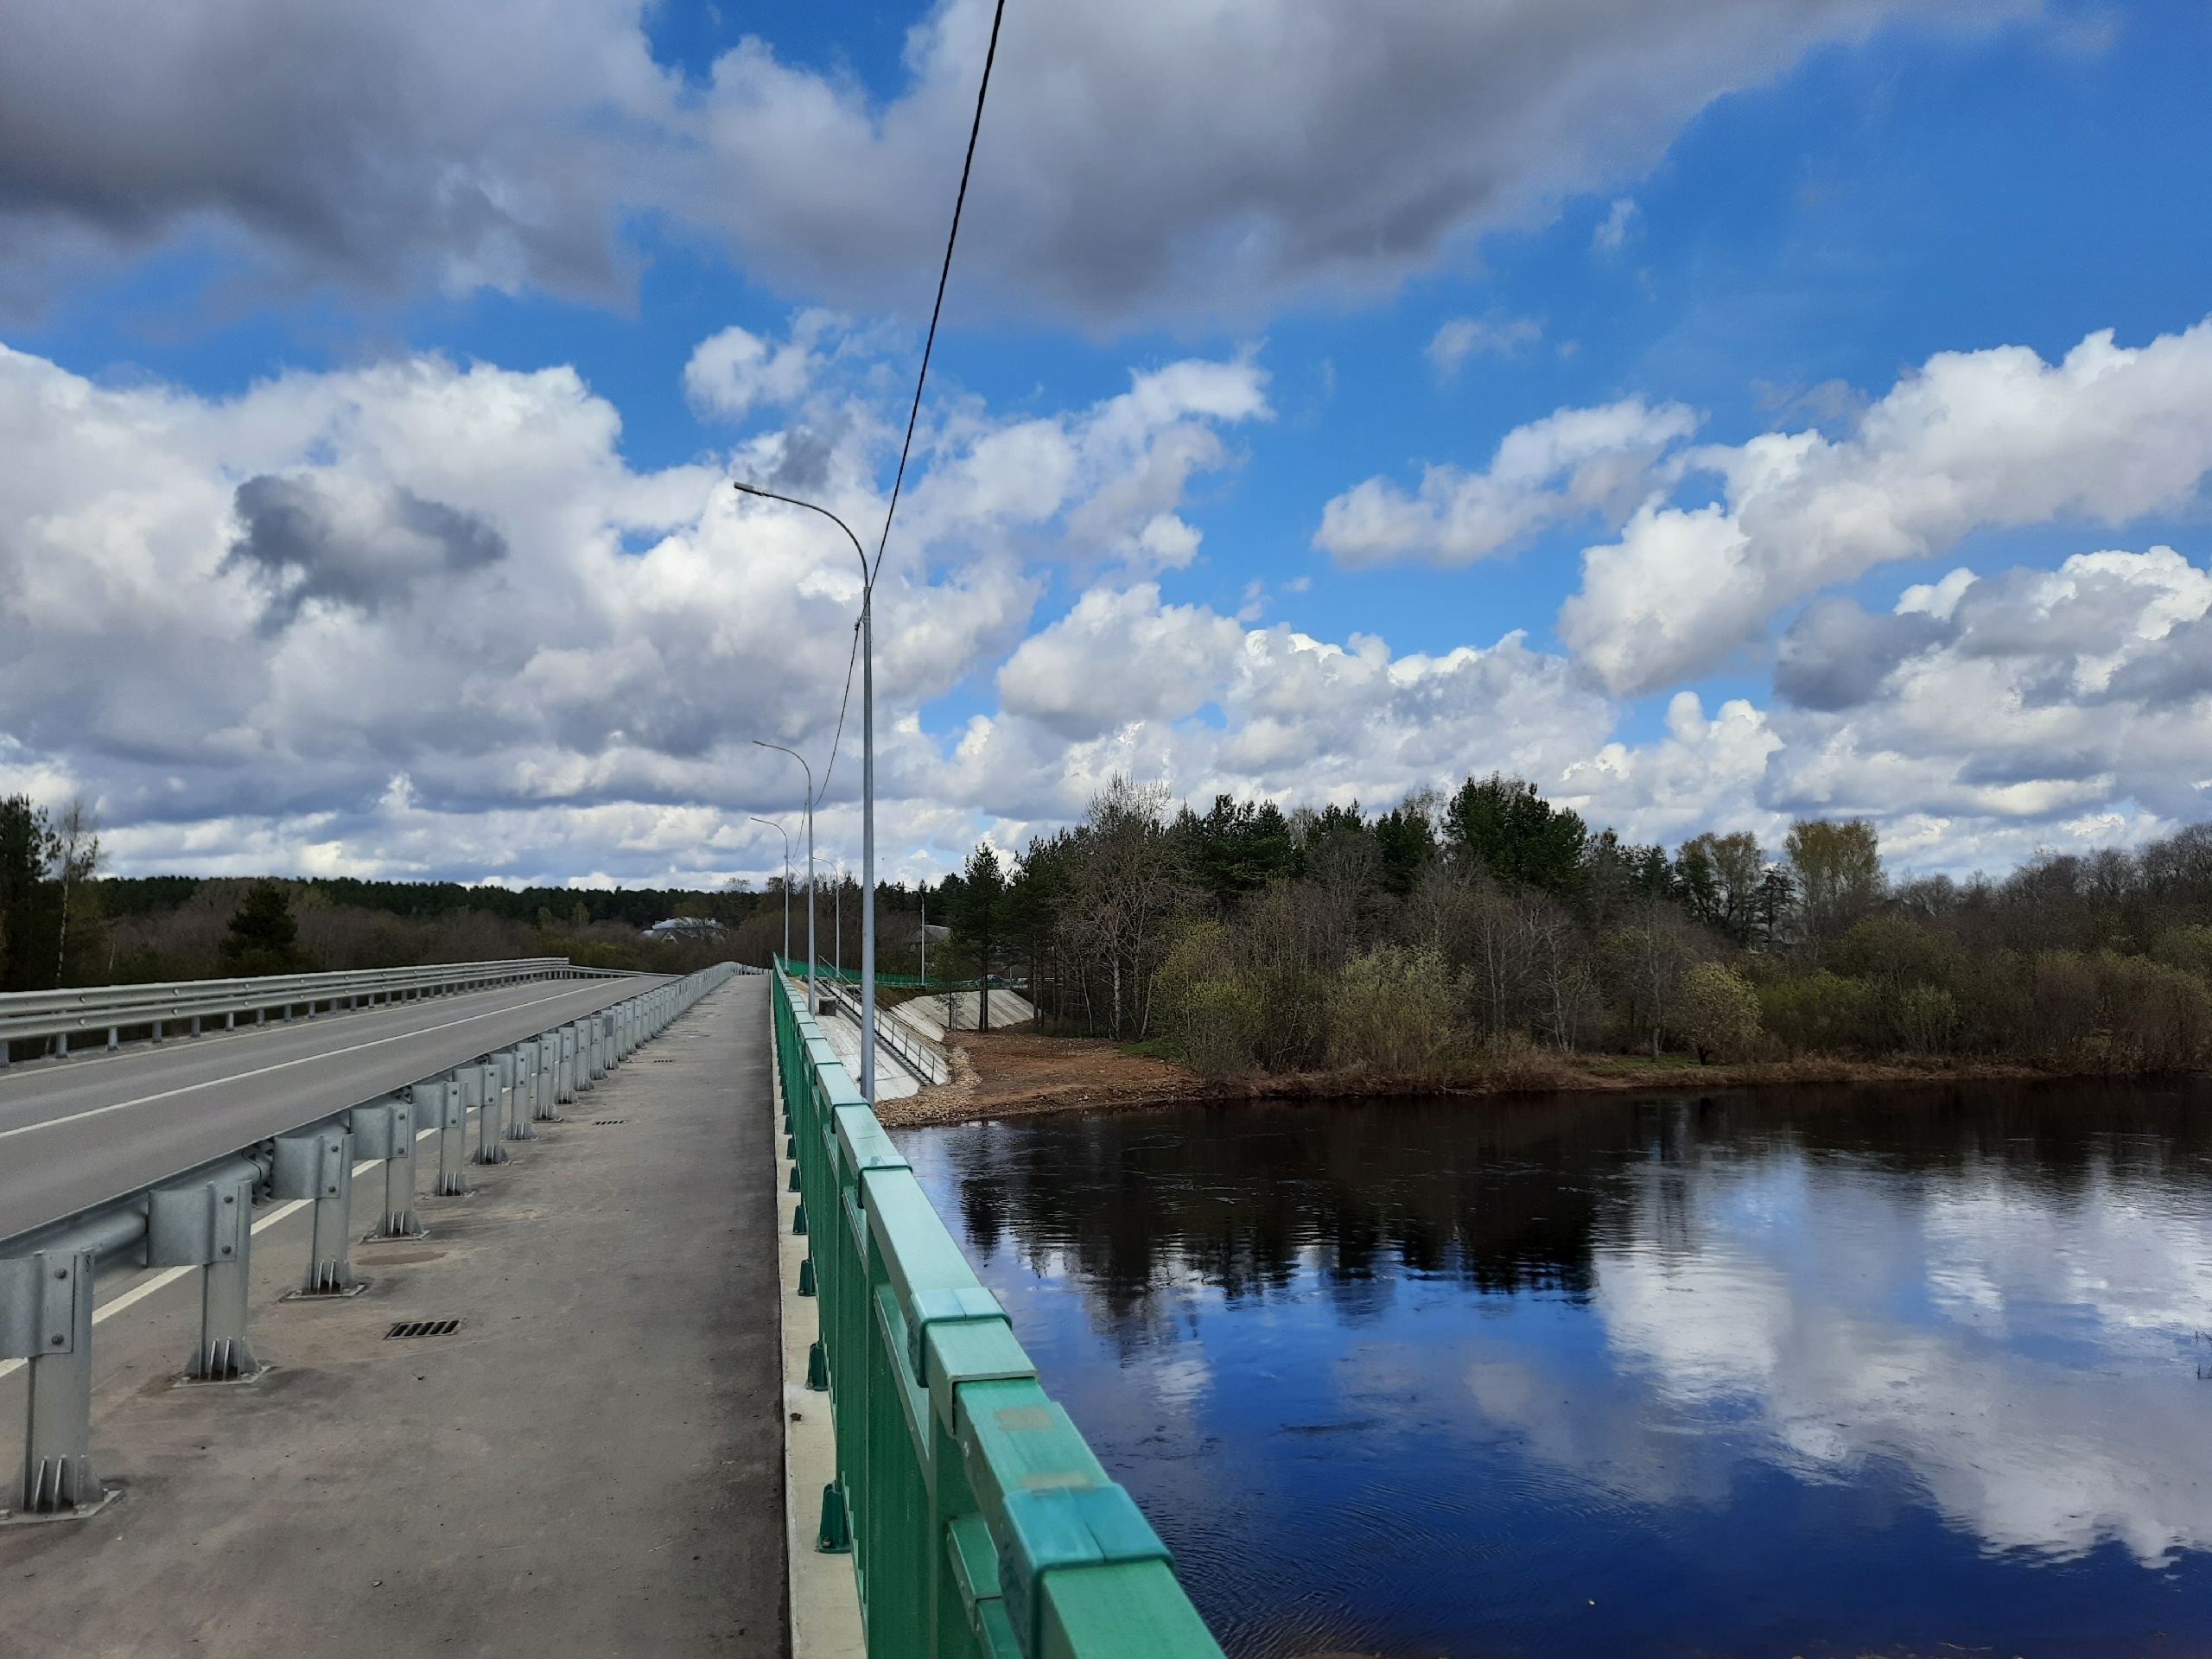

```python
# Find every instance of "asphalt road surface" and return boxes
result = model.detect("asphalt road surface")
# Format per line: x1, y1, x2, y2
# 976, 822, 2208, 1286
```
0, 973, 663, 1244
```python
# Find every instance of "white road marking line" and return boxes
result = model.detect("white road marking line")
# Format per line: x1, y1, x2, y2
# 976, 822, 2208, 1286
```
0, 986, 609, 1142
90, 1266, 194, 1325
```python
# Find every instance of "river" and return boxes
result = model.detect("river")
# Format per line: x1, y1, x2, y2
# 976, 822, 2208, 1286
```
898, 1083, 2212, 1658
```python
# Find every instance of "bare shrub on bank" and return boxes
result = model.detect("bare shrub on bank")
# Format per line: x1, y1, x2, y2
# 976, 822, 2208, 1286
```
1327, 945, 1471, 1077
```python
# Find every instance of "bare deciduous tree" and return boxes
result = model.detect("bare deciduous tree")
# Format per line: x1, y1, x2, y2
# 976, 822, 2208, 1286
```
50, 798, 100, 987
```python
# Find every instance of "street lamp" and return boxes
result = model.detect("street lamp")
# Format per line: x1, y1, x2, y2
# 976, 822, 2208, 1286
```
754, 740, 817, 1016
750, 817, 790, 967
734, 480, 879, 1106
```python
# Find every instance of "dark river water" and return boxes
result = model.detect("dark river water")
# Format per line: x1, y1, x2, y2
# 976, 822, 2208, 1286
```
896, 1084, 2212, 1659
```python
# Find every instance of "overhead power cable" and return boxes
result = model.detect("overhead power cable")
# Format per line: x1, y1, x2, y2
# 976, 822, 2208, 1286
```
817, 616, 863, 804
870, 0, 1012, 590
817, 0, 1011, 800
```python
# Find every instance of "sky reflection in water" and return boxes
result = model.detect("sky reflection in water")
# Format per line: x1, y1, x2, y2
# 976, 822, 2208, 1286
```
897, 1086, 2212, 1659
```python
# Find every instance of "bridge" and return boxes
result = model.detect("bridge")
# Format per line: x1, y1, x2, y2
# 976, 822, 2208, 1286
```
0, 962, 1221, 1659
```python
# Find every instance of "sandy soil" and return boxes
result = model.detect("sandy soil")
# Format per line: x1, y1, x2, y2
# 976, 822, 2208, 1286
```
870, 1028, 2076, 1129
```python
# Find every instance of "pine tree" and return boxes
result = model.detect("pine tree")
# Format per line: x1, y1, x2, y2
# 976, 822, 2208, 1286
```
219, 884, 314, 976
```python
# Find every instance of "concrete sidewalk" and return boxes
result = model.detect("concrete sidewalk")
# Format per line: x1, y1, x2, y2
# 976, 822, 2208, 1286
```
0, 976, 784, 1658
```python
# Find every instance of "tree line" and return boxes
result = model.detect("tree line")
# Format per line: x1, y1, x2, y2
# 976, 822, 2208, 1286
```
922, 775, 2212, 1079
18, 777, 2212, 1079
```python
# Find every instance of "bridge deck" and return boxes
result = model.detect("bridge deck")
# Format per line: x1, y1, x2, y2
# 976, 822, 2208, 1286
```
0, 975, 783, 1658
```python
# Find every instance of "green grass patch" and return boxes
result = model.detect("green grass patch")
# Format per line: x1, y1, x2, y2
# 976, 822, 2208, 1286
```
1589, 1052, 1705, 1074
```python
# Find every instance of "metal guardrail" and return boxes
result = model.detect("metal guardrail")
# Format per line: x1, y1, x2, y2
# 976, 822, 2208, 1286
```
778, 957, 1014, 993
772, 969, 1220, 1659
0, 957, 618, 1059
0, 962, 739, 1522
820, 978, 950, 1087
875, 999, 952, 1086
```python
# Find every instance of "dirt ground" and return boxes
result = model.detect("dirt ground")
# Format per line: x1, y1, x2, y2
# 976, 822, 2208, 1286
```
875, 1027, 1216, 1127
870, 1028, 2074, 1129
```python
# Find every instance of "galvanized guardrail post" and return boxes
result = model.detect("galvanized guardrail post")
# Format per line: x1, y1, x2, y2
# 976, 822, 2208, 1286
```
350, 1097, 423, 1241
272, 1127, 359, 1295
503, 1046, 537, 1141
0, 1249, 104, 1517
471, 1060, 511, 1165
534, 1033, 562, 1122
423, 1077, 470, 1198
148, 1169, 259, 1381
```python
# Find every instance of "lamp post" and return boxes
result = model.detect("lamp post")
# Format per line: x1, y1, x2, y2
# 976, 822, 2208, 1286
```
750, 817, 790, 967
734, 481, 878, 1105
754, 741, 817, 1015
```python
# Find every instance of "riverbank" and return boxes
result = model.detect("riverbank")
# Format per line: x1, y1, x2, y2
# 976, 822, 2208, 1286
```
872, 1027, 2133, 1129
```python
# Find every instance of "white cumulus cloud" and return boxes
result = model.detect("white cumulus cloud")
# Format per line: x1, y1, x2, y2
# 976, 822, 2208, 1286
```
995, 585, 1248, 740
1315, 397, 1700, 566
914, 355, 1272, 575
10, 315, 2212, 886
0, 336, 1281, 882
1761, 545, 2212, 852
685, 313, 835, 421
1559, 320, 2212, 695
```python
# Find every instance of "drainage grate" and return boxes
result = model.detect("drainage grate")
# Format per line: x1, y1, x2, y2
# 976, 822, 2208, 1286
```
592, 1118, 627, 1125
385, 1319, 461, 1340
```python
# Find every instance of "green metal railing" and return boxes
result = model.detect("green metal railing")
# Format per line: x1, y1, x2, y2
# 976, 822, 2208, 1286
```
772, 969, 1221, 1659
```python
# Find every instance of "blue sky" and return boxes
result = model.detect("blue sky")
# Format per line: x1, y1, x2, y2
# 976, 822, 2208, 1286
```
3, 0, 2210, 885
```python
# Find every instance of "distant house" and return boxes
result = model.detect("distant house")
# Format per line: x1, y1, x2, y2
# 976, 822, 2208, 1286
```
643, 917, 725, 941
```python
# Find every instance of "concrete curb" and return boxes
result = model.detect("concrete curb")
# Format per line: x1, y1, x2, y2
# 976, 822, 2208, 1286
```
777, 1039, 866, 1659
